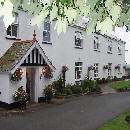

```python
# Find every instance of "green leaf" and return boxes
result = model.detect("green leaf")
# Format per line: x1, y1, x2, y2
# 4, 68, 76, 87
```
96, 17, 114, 34
110, 5, 121, 23
30, 10, 49, 27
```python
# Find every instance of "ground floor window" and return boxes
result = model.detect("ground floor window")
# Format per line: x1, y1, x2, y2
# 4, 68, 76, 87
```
75, 62, 83, 80
94, 63, 99, 79
108, 63, 112, 76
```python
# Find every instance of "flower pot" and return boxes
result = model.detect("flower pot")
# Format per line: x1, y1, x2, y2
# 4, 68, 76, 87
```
19, 100, 26, 110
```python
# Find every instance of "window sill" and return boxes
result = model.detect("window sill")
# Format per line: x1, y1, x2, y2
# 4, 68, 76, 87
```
5, 36, 21, 40
75, 79, 82, 83
75, 46, 83, 49
42, 41, 52, 45
107, 51, 112, 54
94, 49, 100, 52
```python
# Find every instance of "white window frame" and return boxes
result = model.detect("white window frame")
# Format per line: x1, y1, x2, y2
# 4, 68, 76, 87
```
118, 46, 122, 55
75, 62, 83, 80
94, 36, 100, 51
108, 63, 112, 76
6, 13, 19, 38
107, 42, 112, 54
43, 21, 51, 43
75, 31, 83, 48
94, 63, 99, 79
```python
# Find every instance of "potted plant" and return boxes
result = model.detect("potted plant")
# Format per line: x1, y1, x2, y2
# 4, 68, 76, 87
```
13, 86, 28, 110
44, 85, 54, 103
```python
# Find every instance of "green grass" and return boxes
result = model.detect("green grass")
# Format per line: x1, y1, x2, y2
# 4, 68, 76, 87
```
110, 80, 130, 90
98, 110, 130, 130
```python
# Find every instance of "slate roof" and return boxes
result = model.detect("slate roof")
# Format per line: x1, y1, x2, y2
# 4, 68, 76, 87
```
0, 40, 35, 72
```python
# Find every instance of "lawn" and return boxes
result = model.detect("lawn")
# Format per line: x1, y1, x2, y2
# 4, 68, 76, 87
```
110, 80, 130, 90
98, 110, 130, 130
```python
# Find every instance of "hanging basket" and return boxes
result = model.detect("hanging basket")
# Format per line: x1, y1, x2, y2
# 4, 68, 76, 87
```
62, 66, 68, 72
42, 66, 53, 79
10, 68, 23, 81
88, 65, 94, 71
115, 65, 120, 69
103, 65, 109, 69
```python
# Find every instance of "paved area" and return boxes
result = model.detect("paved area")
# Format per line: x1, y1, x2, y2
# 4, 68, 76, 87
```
0, 92, 130, 130
101, 83, 117, 94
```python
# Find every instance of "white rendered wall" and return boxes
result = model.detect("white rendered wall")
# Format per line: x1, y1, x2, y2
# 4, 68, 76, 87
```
9, 67, 26, 104
0, 73, 10, 103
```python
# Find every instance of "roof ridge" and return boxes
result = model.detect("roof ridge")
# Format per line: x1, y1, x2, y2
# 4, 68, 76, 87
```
13, 39, 35, 44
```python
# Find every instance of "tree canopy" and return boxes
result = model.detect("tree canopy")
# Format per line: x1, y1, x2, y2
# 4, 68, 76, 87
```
0, 0, 130, 35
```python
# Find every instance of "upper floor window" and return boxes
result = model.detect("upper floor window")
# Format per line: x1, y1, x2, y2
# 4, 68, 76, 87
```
75, 31, 83, 48
107, 41, 112, 54
118, 46, 122, 55
43, 21, 51, 43
75, 62, 83, 80
94, 63, 99, 79
94, 36, 100, 51
6, 13, 18, 38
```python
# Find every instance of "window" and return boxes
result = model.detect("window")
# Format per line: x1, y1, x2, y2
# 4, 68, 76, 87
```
118, 46, 122, 55
43, 21, 51, 43
75, 31, 83, 48
75, 62, 82, 80
6, 13, 18, 38
94, 36, 100, 51
94, 63, 99, 79
108, 63, 112, 76
107, 41, 112, 54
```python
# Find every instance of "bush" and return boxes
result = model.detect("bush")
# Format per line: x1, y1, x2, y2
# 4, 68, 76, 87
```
71, 83, 82, 94
102, 78, 106, 83
44, 86, 53, 103
95, 85, 101, 92
63, 87, 72, 95
96, 78, 103, 84
81, 79, 90, 91
106, 77, 112, 83
52, 77, 64, 94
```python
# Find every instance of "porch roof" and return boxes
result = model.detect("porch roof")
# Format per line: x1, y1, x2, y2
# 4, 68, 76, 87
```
0, 40, 55, 73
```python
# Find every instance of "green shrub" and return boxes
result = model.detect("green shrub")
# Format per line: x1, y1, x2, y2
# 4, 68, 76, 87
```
52, 77, 64, 93
71, 83, 82, 94
102, 78, 106, 83
95, 85, 101, 92
44, 86, 53, 103
81, 79, 90, 91
106, 77, 112, 82
63, 87, 72, 95
96, 78, 102, 84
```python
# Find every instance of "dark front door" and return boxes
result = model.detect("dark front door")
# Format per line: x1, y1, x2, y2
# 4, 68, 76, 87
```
26, 68, 35, 103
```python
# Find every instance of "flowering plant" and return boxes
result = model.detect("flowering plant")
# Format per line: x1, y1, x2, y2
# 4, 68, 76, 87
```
88, 65, 94, 71
103, 65, 109, 69
42, 66, 53, 79
10, 68, 23, 81
13, 87, 28, 101
44, 85, 55, 103
62, 65, 68, 72
115, 65, 120, 69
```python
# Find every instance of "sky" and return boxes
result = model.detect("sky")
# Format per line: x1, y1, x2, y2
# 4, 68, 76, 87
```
112, 27, 130, 64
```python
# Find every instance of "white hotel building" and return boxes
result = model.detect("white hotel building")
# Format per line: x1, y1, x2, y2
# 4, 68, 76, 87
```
0, 10, 126, 106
